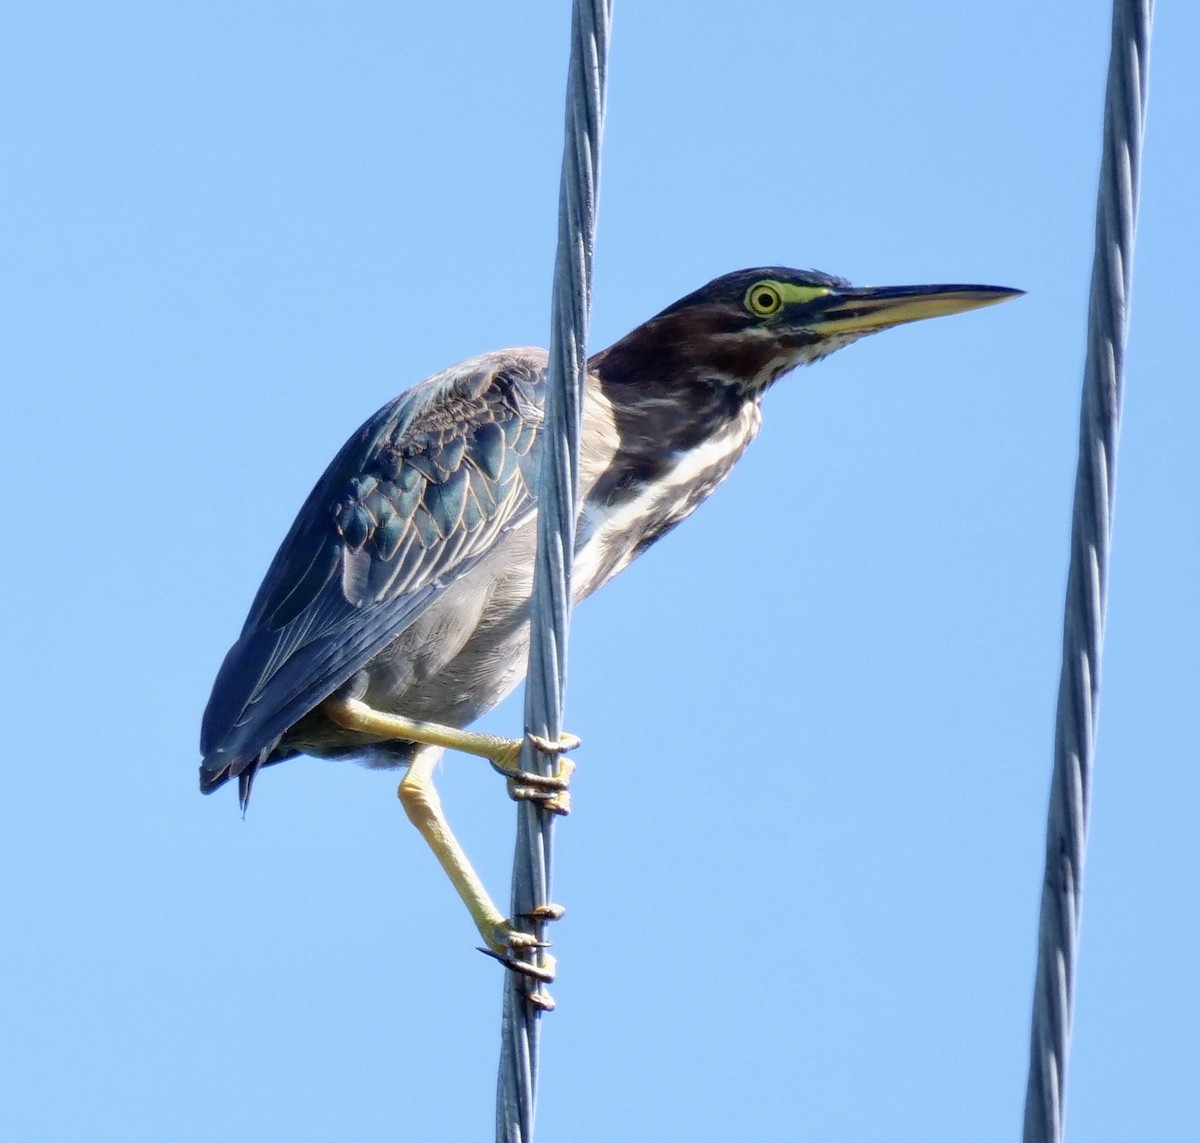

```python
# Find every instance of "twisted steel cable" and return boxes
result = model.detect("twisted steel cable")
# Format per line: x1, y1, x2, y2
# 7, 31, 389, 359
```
495, 2, 612, 1140
1022, 3, 1152, 1140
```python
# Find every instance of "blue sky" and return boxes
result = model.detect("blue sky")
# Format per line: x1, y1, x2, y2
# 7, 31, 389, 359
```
3, 4, 1197, 1140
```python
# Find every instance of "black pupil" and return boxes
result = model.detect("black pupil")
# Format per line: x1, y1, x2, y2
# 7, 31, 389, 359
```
756, 292, 774, 309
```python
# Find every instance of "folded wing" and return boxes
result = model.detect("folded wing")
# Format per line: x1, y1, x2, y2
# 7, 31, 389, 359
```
199, 349, 547, 799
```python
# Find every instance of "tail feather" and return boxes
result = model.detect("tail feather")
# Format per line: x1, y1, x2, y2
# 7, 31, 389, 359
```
199, 741, 294, 810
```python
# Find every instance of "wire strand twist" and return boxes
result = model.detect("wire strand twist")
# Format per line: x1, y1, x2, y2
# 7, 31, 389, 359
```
1022, 3, 1151, 1140
495, 3, 612, 1141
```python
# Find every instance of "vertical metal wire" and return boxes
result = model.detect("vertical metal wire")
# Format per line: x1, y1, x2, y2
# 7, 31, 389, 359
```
1022, 3, 1152, 1140
495, 3, 612, 1141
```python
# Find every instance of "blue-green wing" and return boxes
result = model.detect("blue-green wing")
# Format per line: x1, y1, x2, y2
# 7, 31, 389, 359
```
200, 349, 546, 797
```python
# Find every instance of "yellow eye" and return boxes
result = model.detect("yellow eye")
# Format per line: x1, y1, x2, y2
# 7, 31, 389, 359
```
745, 281, 783, 316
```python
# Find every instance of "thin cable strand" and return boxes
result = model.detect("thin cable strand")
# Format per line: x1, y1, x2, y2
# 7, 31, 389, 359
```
495, 3, 612, 1141
1022, 3, 1151, 1140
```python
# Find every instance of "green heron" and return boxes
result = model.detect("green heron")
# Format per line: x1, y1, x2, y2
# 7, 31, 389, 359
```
201, 266, 1019, 971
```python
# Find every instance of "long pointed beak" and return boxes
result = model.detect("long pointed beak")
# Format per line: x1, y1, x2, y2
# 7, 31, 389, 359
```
806, 283, 1023, 336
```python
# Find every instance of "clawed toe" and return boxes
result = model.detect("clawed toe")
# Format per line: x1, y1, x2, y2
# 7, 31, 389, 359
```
490, 737, 577, 813
484, 731, 580, 781
478, 944, 558, 983
506, 779, 572, 815
527, 731, 581, 756
476, 908, 565, 981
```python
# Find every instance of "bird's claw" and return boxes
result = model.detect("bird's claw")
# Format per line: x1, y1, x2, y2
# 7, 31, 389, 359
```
488, 732, 580, 774
477, 906, 565, 982
526, 989, 556, 1011
527, 731, 581, 756
491, 921, 545, 952
506, 778, 572, 815
489, 733, 578, 812
478, 945, 558, 983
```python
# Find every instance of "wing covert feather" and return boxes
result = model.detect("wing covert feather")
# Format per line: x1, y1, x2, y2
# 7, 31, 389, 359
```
200, 349, 548, 785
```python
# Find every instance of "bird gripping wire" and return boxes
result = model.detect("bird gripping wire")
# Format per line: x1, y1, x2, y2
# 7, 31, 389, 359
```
495, 3, 612, 1141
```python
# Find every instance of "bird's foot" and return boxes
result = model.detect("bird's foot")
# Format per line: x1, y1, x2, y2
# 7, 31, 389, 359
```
478, 916, 561, 982
489, 732, 579, 815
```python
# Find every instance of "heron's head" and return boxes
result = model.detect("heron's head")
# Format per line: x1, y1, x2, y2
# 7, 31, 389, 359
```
593, 266, 1022, 395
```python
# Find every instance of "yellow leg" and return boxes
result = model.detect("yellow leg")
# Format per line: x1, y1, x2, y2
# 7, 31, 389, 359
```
396, 747, 553, 979
323, 694, 577, 809
322, 695, 576, 977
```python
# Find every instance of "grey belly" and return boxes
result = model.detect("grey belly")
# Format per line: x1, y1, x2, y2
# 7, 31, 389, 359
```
368, 523, 540, 727
282, 522, 540, 768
